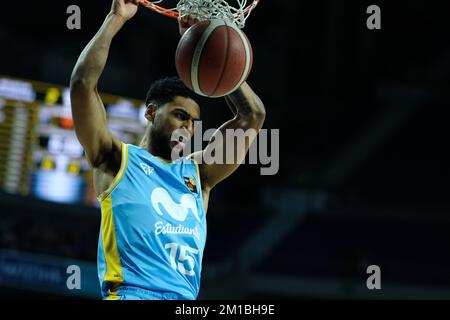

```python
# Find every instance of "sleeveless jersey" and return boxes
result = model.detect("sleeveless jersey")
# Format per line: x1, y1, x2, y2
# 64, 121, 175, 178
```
96, 143, 207, 300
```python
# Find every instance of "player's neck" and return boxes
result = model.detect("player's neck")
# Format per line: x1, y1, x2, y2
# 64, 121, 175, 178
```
146, 138, 172, 161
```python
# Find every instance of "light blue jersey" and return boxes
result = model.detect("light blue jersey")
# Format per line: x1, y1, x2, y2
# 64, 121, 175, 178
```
97, 143, 207, 300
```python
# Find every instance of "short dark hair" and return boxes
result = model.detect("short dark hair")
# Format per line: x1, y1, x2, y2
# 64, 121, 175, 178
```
145, 76, 198, 108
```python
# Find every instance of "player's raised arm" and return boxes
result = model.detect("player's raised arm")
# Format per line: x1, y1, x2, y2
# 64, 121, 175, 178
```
70, 0, 139, 172
177, 17, 266, 190
195, 82, 266, 190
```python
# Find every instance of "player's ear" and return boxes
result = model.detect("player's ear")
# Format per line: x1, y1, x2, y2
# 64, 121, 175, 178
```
145, 103, 157, 122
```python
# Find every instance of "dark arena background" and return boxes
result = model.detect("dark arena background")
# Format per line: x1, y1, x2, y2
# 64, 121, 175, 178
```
0, 0, 449, 302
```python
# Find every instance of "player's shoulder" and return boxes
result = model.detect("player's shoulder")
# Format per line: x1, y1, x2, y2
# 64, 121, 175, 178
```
125, 144, 195, 166
125, 143, 140, 150
124, 143, 147, 156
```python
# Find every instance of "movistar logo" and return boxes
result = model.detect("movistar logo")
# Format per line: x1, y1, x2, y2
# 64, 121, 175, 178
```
151, 187, 200, 222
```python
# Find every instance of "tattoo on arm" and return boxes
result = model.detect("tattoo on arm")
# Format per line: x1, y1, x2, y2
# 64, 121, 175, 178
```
226, 89, 253, 116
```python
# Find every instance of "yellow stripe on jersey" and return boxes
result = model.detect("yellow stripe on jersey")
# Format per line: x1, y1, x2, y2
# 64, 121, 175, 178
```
98, 143, 129, 202
101, 195, 124, 286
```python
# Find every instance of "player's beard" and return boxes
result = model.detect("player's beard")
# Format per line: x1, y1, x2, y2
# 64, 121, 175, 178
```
148, 126, 174, 160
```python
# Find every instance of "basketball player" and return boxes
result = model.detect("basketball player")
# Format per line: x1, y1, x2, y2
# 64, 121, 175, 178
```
70, 0, 265, 300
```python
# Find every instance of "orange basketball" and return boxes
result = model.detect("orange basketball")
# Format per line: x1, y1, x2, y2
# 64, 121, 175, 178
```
175, 19, 253, 98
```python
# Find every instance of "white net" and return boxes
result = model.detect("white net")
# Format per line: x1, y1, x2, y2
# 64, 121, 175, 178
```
149, 0, 258, 28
